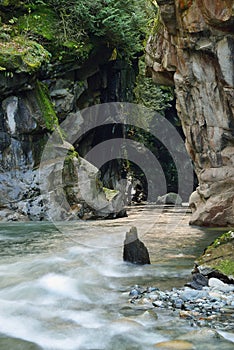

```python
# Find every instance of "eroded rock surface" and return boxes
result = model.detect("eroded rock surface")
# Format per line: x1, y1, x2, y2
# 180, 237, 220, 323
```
146, 0, 234, 226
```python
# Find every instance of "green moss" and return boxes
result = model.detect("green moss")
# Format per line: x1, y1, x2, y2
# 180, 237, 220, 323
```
103, 187, 119, 201
0, 35, 50, 73
216, 259, 234, 277
35, 80, 58, 131
196, 230, 234, 279
209, 230, 234, 249
17, 6, 58, 41
64, 148, 79, 163
0, 0, 22, 6
16, 5, 93, 63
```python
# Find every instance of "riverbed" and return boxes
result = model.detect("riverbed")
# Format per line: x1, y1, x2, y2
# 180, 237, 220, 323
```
0, 205, 233, 349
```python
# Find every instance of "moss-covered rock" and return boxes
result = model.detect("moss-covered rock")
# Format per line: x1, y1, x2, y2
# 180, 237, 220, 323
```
196, 231, 234, 282
34, 80, 58, 131
17, 6, 58, 41
103, 187, 119, 201
0, 36, 50, 73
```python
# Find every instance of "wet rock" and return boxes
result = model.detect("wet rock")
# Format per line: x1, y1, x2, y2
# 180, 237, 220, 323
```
123, 226, 150, 265
179, 288, 208, 302
185, 272, 208, 290
178, 328, 220, 341
0, 336, 42, 350
127, 278, 234, 330
129, 286, 143, 299
154, 340, 193, 349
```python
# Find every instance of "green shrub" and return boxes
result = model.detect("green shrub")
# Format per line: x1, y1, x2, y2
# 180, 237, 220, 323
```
47, 0, 155, 59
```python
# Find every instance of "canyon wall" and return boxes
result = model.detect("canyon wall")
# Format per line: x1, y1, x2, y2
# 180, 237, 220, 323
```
0, 47, 135, 221
146, 0, 234, 226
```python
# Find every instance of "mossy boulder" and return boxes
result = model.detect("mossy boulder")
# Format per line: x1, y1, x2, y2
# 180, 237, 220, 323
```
195, 231, 234, 283
0, 36, 50, 73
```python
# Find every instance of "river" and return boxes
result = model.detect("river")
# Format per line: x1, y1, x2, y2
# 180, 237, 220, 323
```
0, 205, 233, 349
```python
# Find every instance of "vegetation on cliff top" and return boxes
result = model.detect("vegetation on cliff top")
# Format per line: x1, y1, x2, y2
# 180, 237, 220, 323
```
0, 0, 157, 73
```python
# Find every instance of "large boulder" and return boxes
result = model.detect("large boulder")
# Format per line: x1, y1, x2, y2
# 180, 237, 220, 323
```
123, 226, 151, 265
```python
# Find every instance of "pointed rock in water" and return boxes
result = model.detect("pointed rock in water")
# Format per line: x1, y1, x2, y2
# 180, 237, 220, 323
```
123, 226, 150, 265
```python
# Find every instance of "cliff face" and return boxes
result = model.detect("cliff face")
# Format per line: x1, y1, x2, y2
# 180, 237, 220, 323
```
0, 46, 135, 221
146, 0, 234, 226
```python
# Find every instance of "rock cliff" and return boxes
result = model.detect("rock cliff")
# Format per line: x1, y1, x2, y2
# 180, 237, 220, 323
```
146, 0, 234, 226
0, 3, 136, 221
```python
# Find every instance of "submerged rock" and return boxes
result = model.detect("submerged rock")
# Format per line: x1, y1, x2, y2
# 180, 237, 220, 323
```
154, 340, 193, 349
123, 226, 150, 265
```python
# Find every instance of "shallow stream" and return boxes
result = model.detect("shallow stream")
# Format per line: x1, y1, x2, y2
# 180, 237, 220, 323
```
0, 205, 233, 349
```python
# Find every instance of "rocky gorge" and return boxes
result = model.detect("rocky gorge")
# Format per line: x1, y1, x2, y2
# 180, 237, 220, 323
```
0, 2, 139, 221
146, 0, 234, 227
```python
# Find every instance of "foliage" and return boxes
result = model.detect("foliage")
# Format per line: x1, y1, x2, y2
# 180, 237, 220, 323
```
135, 59, 174, 114
0, 35, 50, 72
17, 6, 58, 41
0, 0, 157, 66
216, 259, 234, 277
209, 231, 234, 249
47, 0, 156, 59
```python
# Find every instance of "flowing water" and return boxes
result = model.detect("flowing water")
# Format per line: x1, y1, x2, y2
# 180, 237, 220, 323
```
0, 205, 233, 350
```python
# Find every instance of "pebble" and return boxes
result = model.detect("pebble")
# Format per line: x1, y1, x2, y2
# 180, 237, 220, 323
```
128, 279, 234, 330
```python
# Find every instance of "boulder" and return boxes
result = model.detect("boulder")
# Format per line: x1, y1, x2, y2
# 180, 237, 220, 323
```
123, 226, 150, 265
157, 192, 182, 205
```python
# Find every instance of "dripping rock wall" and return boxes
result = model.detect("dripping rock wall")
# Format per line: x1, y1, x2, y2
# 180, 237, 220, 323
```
146, 0, 234, 226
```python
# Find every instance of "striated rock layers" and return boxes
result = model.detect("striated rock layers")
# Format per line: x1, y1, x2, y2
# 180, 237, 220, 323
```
146, 0, 234, 226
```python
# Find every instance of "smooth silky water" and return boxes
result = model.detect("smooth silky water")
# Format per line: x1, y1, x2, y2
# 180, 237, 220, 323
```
0, 206, 233, 350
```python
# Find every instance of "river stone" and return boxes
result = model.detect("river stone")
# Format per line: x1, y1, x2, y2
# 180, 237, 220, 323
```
178, 329, 220, 341
185, 273, 208, 290
208, 278, 234, 292
154, 340, 193, 349
179, 288, 208, 302
123, 226, 150, 265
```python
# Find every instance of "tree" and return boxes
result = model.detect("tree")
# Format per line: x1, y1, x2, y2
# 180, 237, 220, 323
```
47, 0, 155, 59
